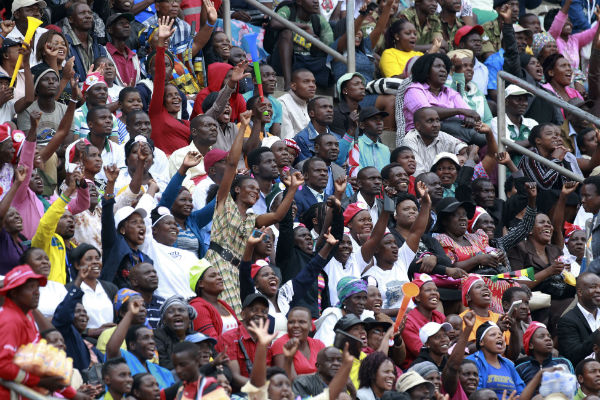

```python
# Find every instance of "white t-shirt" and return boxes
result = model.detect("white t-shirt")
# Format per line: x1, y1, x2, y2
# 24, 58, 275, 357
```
362, 242, 416, 309
81, 281, 114, 329
64, 138, 126, 181
0, 100, 15, 124
324, 248, 371, 306
39, 281, 68, 319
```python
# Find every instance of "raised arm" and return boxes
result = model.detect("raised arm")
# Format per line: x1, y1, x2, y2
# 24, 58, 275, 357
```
443, 311, 475, 396
0, 166, 27, 219
255, 171, 303, 228
360, 208, 391, 262
548, 0, 571, 39
205, 61, 249, 120
246, 319, 278, 389
496, 183, 537, 250
40, 87, 77, 163
406, 182, 432, 251
148, 17, 175, 115
192, 0, 217, 55
216, 111, 251, 207
106, 297, 143, 359
100, 165, 121, 282
551, 181, 579, 246
478, 123, 500, 175
14, 43, 34, 114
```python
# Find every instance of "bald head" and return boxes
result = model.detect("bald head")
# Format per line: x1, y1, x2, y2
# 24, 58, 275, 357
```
315, 346, 342, 381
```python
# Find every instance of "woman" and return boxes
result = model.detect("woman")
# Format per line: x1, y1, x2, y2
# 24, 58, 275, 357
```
518, 123, 582, 215
189, 259, 240, 338
191, 62, 247, 121
100, 165, 153, 289
409, 361, 441, 392
20, 247, 67, 319
93, 56, 124, 104
532, 32, 559, 65
541, 54, 583, 103
154, 295, 198, 369
0, 165, 29, 273
67, 243, 117, 329
380, 20, 426, 78
430, 153, 462, 198
204, 109, 303, 314
116, 87, 144, 145
149, 17, 191, 155
272, 307, 326, 379
357, 352, 397, 400
314, 277, 374, 346
466, 322, 525, 397
35, 29, 73, 103
331, 73, 366, 136
400, 54, 480, 140
158, 151, 216, 258
203, 31, 232, 66
131, 373, 161, 400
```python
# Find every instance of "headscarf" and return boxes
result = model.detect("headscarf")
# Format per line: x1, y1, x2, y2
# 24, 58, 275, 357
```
522, 321, 547, 355
447, 49, 473, 60
114, 288, 142, 314
336, 276, 368, 307
408, 361, 439, 379
468, 206, 489, 233
343, 202, 369, 226
189, 259, 212, 293
532, 32, 556, 58
564, 222, 583, 243
461, 274, 484, 307
192, 62, 247, 121
158, 295, 197, 328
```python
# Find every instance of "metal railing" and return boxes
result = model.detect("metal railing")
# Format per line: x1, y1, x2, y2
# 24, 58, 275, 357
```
0, 379, 62, 400
220, 0, 352, 66
496, 71, 595, 199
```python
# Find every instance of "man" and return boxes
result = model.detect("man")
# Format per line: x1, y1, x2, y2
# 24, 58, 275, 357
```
294, 157, 330, 218
382, 163, 411, 194
454, 24, 488, 94
192, 148, 228, 210
574, 359, 600, 400
101, 358, 133, 400
0, 42, 35, 123
62, 2, 107, 79
243, 64, 282, 136
557, 272, 600, 367
269, 0, 333, 89
491, 85, 537, 166
348, 167, 383, 225
439, 0, 464, 48
106, 296, 175, 389
295, 97, 336, 161
279, 69, 316, 139
358, 107, 390, 171
66, 106, 126, 182
31, 170, 89, 284
125, 110, 169, 184
247, 147, 279, 215
581, 176, 600, 273
0, 265, 82, 399
416, 172, 445, 231
469, 178, 506, 238
104, 13, 141, 87
109, 0, 147, 50
401, 0, 444, 52
298, 133, 345, 194
563, 98, 595, 155
481, 0, 519, 59
144, 0, 192, 56
404, 107, 467, 176
292, 347, 343, 397
170, 342, 227, 399
7, 0, 49, 66
71, 72, 119, 141
129, 262, 165, 329
215, 293, 272, 387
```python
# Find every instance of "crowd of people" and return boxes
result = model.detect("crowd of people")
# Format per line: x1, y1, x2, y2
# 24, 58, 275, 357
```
3, 0, 600, 398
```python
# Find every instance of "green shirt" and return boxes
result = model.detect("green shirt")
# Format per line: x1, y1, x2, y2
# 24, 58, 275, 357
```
441, 17, 465, 49
482, 19, 502, 55
402, 7, 443, 45
276, 6, 334, 56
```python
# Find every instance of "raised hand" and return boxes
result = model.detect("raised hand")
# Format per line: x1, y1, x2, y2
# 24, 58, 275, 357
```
495, 152, 512, 165
416, 181, 430, 204
239, 110, 252, 126
475, 122, 492, 134
323, 227, 339, 247
247, 318, 277, 346
14, 165, 28, 184
282, 338, 300, 359
129, 297, 143, 315
103, 164, 120, 183
326, 195, 342, 210
158, 16, 175, 42
182, 151, 203, 169
18, 42, 32, 65
138, 143, 152, 162
44, 42, 59, 59
430, 36, 442, 53
0, 20, 15, 37
561, 181, 579, 196
334, 175, 347, 195
501, 390, 518, 400
230, 60, 250, 83
246, 229, 266, 247
29, 110, 42, 129
463, 310, 476, 329
290, 170, 305, 189
525, 182, 537, 199
498, 3, 512, 23
64, 57, 75, 80
205, 0, 218, 24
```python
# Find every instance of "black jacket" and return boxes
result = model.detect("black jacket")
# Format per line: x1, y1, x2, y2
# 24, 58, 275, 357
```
556, 305, 600, 367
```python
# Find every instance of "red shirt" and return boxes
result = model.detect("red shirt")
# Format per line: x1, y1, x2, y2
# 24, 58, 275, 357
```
181, 0, 223, 32
272, 334, 325, 375
401, 307, 446, 369
105, 42, 137, 86
215, 324, 273, 377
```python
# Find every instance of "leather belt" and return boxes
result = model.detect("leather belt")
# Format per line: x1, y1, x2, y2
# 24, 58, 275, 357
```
209, 242, 241, 266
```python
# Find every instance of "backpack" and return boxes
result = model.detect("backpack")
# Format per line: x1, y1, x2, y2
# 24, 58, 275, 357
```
263, 2, 324, 58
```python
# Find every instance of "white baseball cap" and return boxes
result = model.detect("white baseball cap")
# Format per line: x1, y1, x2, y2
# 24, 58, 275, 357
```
419, 322, 452, 345
114, 206, 147, 229
505, 84, 532, 98
12, 0, 47, 13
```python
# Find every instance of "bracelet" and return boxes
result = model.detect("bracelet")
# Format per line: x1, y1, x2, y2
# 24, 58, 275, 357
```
206, 21, 215, 27
0, 34, 5, 41
69, 98, 78, 104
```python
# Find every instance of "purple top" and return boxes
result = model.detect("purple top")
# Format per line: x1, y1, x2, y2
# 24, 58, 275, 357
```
548, 10, 596, 70
403, 81, 470, 131
0, 229, 28, 275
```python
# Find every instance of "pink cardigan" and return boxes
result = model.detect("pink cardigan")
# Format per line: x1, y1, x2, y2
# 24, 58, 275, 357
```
548, 10, 596, 71
13, 140, 90, 239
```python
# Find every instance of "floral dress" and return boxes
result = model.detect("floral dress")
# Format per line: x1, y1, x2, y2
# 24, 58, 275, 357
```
204, 194, 256, 314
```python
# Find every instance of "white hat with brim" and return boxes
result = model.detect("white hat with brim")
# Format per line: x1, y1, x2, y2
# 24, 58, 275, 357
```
114, 206, 147, 229
505, 84, 532, 98
12, 0, 47, 13
419, 322, 453, 345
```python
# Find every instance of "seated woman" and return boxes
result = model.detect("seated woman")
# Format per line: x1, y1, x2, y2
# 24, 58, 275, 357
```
20, 247, 67, 319
380, 20, 426, 78
400, 53, 482, 144
154, 295, 198, 369
66, 243, 117, 330
357, 352, 397, 400
518, 123, 582, 215
35, 30, 72, 103
116, 87, 143, 147
466, 322, 525, 397
189, 259, 240, 338
541, 54, 583, 104
272, 307, 326, 379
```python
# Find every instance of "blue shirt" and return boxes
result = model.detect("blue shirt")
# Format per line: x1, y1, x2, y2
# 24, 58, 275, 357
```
485, 48, 505, 91
120, 349, 175, 389
358, 134, 391, 171
242, 92, 282, 133
295, 122, 352, 166
467, 350, 525, 398
515, 356, 574, 385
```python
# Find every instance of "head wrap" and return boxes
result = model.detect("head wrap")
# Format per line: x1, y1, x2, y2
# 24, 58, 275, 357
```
285, 138, 300, 157
468, 206, 489, 233
447, 49, 474, 60
343, 202, 369, 226
408, 361, 440, 379
158, 295, 198, 328
337, 276, 368, 307
532, 32, 556, 58
523, 321, 547, 355
114, 288, 142, 314
564, 222, 583, 243
138, 24, 159, 49
189, 259, 212, 292
475, 321, 499, 349
413, 274, 434, 297
461, 274, 484, 307
10, 129, 25, 164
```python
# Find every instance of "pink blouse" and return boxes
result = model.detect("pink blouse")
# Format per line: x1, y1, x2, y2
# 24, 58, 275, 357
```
548, 10, 596, 71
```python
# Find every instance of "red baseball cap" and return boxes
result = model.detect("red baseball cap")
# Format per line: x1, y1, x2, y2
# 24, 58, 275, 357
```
0, 265, 47, 295
454, 25, 484, 47
204, 149, 228, 170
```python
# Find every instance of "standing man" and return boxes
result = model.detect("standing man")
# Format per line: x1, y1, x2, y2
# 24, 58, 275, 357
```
247, 147, 279, 215
279, 69, 316, 140
7, 0, 48, 66
104, 13, 141, 87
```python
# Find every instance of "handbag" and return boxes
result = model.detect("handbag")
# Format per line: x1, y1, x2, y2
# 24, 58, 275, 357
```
366, 78, 405, 95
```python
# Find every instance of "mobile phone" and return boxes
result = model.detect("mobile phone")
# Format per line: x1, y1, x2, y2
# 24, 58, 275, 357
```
252, 229, 263, 238
507, 299, 522, 316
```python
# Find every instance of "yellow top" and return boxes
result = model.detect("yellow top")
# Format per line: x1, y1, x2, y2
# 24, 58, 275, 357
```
459, 309, 511, 344
380, 48, 424, 77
